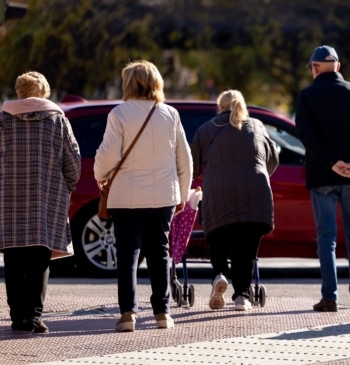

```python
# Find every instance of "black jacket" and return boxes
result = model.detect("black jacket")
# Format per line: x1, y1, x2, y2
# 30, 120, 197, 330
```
295, 72, 350, 189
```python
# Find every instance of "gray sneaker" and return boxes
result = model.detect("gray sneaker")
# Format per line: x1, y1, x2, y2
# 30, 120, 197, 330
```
234, 296, 252, 311
115, 311, 137, 332
209, 274, 228, 309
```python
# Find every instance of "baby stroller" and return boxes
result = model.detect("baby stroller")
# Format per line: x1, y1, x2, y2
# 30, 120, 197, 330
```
170, 187, 202, 307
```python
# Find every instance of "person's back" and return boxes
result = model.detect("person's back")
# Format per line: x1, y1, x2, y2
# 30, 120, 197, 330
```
295, 45, 350, 313
94, 60, 193, 332
100, 99, 191, 209
191, 89, 279, 312
196, 117, 276, 235
297, 72, 350, 188
0, 71, 81, 333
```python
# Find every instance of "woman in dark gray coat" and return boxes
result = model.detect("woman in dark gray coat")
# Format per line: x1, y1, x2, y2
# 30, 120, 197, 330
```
191, 90, 279, 311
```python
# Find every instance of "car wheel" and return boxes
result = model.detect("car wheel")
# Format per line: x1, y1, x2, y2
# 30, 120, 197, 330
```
71, 203, 117, 277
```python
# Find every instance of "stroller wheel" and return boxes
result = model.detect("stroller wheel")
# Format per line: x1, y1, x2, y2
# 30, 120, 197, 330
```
188, 284, 195, 307
174, 283, 183, 307
258, 285, 266, 307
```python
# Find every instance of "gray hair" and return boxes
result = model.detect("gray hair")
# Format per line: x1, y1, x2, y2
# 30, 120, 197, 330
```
15, 71, 51, 99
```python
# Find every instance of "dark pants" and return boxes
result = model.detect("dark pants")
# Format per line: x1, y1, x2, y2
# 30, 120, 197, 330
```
110, 206, 174, 315
206, 222, 270, 300
3, 246, 51, 322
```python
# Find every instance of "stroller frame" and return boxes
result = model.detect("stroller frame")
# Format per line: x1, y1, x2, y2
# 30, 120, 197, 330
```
170, 199, 267, 308
171, 252, 195, 307
171, 229, 266, 308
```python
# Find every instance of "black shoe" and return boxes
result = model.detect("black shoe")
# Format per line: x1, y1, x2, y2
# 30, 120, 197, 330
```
313, 298, 338, 312
24, 318, 49, 334
11, 321, 29, 331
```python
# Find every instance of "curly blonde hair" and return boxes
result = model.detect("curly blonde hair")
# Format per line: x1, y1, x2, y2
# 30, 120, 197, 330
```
121, 60, 165, 103
15, 71, 51, 99
217, 89, 249, 130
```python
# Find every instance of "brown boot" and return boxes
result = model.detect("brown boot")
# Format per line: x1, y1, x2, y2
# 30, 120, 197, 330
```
313, 298, 337, 312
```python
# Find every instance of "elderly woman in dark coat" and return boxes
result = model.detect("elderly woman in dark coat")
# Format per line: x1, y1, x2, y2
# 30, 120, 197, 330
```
0, 71, 81, 333
191, 89, 279, 311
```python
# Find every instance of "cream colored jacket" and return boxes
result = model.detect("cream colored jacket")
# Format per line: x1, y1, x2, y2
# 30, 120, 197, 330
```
94, 100, 193, 209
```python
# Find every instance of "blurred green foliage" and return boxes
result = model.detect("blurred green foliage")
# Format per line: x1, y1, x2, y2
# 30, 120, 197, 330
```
1, 0, 350, 114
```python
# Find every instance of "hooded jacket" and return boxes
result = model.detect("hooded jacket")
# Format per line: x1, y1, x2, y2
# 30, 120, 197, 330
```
0, 97, 81, 258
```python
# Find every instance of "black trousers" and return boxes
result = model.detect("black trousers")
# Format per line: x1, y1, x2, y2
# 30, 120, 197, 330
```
110, 206, 174, 315
3, 246, 51, 322
206, 222, 270, 300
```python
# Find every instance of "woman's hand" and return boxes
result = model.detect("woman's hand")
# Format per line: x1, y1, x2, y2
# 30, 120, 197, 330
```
174, 202, 185, 216
97, 180, 107, 191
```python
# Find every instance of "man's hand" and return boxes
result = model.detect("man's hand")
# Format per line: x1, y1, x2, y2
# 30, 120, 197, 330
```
331, 160, 350, 178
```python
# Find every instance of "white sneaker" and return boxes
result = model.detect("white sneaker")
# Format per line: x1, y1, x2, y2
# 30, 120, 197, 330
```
209, 274, 228, 309
234, 296, 252, 311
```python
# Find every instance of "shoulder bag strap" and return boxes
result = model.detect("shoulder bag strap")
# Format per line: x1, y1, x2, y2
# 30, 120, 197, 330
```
106, 103, 157, 188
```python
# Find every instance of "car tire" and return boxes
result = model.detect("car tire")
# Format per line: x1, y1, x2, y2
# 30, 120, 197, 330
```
69, 201, 146, 277
71, 201, 118, 277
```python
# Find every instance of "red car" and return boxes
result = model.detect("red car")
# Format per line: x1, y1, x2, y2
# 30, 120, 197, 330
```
56, 97, 346, 276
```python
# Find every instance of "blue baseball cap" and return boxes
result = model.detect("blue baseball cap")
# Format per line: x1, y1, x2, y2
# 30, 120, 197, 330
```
306, 45, 339, 69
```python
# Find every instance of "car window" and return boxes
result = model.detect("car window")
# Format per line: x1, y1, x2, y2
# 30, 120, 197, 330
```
178, 110, 216, 142
264, 124, 305, 165
71, 115, 107, 158
70, 107, 216, 157
69, 104, 304, 165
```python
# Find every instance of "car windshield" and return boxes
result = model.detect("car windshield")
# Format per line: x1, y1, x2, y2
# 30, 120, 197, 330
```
265, 125, 305, 157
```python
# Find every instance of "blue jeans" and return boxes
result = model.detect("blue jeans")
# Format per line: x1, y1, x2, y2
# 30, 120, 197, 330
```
311, 185, 350, 301
110, 206, 174, 315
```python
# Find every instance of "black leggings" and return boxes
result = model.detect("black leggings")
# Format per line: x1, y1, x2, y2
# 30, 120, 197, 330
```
206, 222, 270, 300
4, 246, 51, 321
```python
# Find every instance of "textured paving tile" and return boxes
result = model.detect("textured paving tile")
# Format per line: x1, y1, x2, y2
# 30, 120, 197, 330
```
0, 278, 350, 365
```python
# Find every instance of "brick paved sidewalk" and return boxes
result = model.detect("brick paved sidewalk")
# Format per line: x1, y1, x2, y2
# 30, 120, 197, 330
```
1, 278, 350, 365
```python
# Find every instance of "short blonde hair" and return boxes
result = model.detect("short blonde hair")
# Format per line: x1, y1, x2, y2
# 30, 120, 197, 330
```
217, 89, 248, 130
121, 60, 165, 103
15, 71, 51, 99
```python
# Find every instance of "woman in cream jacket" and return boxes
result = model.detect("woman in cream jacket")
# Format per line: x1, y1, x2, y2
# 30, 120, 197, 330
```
94, 60, 192, 332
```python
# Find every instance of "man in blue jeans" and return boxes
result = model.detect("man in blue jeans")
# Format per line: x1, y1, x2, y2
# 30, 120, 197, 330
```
296, 45, 350, 312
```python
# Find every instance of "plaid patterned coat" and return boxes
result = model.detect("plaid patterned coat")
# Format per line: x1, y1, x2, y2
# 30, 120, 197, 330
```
0, 98, 81, 259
